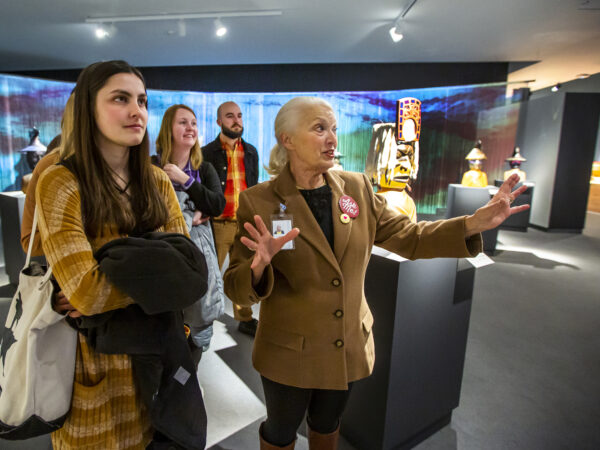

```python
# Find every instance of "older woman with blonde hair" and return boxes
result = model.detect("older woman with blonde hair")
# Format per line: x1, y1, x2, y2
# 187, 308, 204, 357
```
224, 96, 529, 449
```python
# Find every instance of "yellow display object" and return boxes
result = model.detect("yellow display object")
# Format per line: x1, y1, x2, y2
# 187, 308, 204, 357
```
461, 169, 488, 187
461, 140, 488, 187
590, 162, 600, 212
365, 97, 421, 222
379, 188, 417, 223
396, 98, 421, 143
591, 161, 600, 183
503, 147, 527, 182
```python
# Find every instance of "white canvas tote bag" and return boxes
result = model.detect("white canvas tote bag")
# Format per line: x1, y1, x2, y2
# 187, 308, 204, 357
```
0, 208, 77, 440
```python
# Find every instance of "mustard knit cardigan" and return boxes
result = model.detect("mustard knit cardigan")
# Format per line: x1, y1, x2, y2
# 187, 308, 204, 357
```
36, 164, 188, 449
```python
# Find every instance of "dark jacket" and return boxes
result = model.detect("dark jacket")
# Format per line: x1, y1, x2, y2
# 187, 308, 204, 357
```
201, 136, 259, 192
151, 156, 226, 218
186, 161, 226, 217
95, 232, 208, 314
78, 232, 208, 450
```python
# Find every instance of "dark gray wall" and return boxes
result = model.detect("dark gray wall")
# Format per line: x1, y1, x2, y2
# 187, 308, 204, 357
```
515, 94, 564, 228
11, 62, 509, 92
515, 92, 600, 230
531, 72, 600, 163
550, 94, 600, 230
529, 73, 600, 100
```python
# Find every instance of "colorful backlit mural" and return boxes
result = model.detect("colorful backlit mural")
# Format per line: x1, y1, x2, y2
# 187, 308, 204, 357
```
0, 73, 519, 214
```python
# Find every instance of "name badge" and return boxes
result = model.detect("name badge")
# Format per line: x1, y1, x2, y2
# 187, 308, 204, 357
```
271, 203, 295, 250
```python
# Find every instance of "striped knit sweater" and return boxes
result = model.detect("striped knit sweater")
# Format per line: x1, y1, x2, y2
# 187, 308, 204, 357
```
36, 164, 188, 449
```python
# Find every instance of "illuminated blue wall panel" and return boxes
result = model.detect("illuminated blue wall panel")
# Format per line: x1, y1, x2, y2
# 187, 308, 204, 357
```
0, 73, 518, 213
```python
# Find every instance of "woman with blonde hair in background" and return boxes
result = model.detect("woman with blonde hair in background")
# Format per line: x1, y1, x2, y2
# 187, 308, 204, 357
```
155, 104, 225, 365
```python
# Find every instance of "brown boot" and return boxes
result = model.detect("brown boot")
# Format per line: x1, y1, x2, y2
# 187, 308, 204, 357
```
259, 422, 296, 449
307, 422, 340, 450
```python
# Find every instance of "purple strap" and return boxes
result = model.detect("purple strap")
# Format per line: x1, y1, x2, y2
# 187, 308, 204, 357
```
182, 175, 195, 190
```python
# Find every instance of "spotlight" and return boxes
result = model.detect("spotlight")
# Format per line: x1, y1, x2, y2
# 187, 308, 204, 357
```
551, 83, 561, 92
576, 73, 590, 79
389, 24, 403, 42
389, 0, 417, 42
95, 24, 109, 39
214, 18, 227, 37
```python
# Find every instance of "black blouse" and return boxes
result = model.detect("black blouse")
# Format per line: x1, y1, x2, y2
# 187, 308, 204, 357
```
299, 184, 334, 251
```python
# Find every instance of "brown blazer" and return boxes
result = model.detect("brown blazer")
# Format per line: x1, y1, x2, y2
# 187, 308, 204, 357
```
223, 164, 482, 390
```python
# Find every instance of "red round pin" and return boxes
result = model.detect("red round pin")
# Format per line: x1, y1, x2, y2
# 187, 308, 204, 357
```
339, 195, 359, 218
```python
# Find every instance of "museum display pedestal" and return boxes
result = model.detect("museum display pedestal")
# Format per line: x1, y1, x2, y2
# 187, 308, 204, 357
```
341, 248, 476, 450
0, 191, 26, 284
493, 180, 534, 231
445, 183, 498, 254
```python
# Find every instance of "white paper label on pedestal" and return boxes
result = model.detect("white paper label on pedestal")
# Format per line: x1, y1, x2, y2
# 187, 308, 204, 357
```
466, 252, 494, 268
371, 246, 407, 262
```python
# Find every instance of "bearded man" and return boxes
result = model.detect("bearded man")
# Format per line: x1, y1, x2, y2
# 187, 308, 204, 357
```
202, 101, 259, 336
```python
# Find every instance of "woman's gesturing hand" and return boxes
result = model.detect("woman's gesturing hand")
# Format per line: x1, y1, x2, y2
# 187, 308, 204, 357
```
465, 173, 530, 237
240, 215, 300, 285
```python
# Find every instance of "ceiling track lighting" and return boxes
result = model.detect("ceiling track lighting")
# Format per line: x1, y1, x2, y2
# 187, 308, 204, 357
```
214, 18, 227, 37
95, 25, 109, 39
86, 10, 280, 39
95, 23, 116, 39
389, 24, 403, 42
389, 0, 418, 43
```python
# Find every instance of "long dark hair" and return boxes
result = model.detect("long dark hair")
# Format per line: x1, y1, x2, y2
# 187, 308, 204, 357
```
62, 60, 169, 237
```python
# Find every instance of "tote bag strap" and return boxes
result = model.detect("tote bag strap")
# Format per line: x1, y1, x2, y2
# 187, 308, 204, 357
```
24, 206, 39, 267
24, 207, 53, 280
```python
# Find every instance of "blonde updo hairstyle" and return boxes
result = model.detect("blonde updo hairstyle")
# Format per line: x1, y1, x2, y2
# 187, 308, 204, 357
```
266, 96, 334, 176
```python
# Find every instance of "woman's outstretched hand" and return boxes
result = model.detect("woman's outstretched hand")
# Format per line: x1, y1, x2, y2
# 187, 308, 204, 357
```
464, 174, 530, 237
240, 215, 300, 285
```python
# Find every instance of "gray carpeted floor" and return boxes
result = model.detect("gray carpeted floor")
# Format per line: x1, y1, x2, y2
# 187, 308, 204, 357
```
1, 213, 598, 449
416, 213, 600, 450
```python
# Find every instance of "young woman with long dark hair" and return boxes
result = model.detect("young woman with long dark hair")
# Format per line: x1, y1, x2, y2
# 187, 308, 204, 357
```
35, 60, 188, 449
